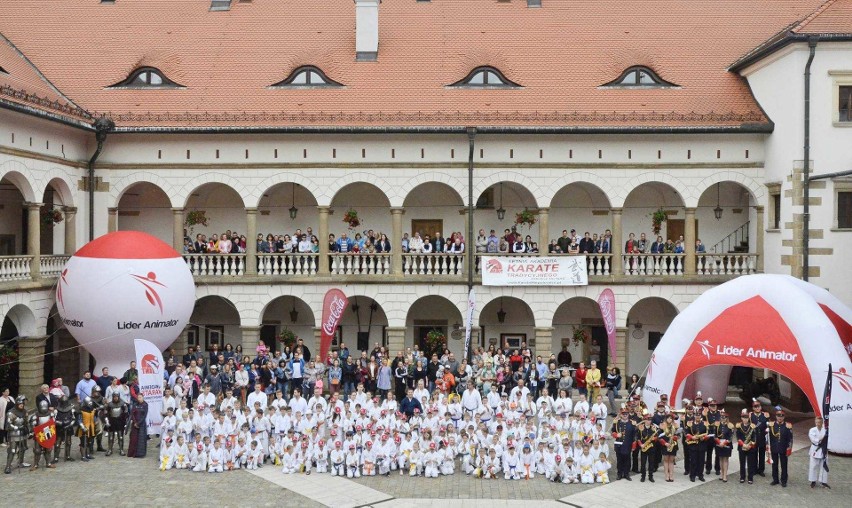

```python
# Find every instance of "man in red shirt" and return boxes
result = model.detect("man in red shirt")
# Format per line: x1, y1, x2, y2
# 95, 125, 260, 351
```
575, 362, 588, 396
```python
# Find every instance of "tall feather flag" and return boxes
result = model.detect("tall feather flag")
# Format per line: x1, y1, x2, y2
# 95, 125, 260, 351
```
821, 363, 831, 472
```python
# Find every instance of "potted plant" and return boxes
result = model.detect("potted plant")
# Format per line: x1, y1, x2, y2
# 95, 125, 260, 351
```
424, 328, 447, 358
185, 209, 210, 235
571, 326, 590, 347
515, 209, 537, 229
650, 208, 667, 235
277, 328, 297, 349
41, 208, 63, 227
342, 208, 361, 230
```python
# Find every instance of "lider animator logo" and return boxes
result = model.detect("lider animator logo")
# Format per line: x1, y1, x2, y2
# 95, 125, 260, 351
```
131, 272, 167, 314
694, 339, 798, 362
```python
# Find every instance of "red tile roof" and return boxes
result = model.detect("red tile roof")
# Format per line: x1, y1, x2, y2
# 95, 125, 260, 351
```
794, 0, 852, 34
0, 0, 831, 130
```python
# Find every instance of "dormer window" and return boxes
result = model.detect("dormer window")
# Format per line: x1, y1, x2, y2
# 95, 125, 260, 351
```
272, 66, 342, 87
603, 66, 676, 87
451, 66, 520, 88
109, 67, 182, 88
0, 66, 7, 74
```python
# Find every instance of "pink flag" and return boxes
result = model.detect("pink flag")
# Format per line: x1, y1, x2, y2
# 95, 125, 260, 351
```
597, 289, 617, 363
320, 289, 348, 362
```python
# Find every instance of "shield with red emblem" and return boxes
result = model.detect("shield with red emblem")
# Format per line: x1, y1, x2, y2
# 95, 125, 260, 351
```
34, 418, 57, 450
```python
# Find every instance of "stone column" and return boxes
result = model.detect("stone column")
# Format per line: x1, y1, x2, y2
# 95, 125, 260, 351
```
26, 202, 42, 278
755, 206, 765, 272
18, 335, 48, 402
172, 208, 184, 252
684, 207, 696, 275
614, 327, 628, 380
245, 208, 258, 275
391, 208, 404, 275
63, 206, 77, 255
459, 209, 470, 275
312, 328, 326, 359
317, 206, 330, 276
240, 326, 261, 353
611, 208, 623, 275
538, 208, 549, 255
171, 325, 190, 354
534, 327, 554, 357
107, 207, 118, 233
386, 326, 406, 355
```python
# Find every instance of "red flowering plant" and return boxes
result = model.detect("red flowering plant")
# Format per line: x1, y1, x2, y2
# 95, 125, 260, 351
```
424, 329, 447, 358
41, 208, 63, 227
571, 326, 590, 347
184, 210, 210, 235
343, 209, 361, 230
515, 209, 537, 229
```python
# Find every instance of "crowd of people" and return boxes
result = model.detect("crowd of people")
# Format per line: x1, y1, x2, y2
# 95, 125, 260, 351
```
2, 338, 832, 490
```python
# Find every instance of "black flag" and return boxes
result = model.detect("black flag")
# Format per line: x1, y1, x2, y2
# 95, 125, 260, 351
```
821, 363, 831, 472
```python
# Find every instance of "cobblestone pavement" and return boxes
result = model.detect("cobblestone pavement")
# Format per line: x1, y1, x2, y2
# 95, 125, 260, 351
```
352, 470, 598, 499
1, 447, 322, 508
648, 447, 851, 508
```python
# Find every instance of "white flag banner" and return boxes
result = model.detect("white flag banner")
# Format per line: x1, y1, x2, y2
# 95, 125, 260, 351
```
481, 256, 588, 286
464, 288, 476, 360
134, 339, 164, 435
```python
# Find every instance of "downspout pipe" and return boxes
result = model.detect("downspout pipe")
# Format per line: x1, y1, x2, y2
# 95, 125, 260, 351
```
802, 38, 817, 281
88, 117, 115, 241
467, 127, 476, 292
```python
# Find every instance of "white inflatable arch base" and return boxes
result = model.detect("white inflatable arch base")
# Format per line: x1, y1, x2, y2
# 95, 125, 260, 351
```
643, 274, 852, 454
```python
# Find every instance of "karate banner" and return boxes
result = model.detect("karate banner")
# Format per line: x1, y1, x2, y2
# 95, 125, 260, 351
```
463, 288, 476, 360
320, 289, 348, 362
597, 288, 617, 363
134, 338, 164, 435
34, 419, 57, 450
481, 256, 588, 286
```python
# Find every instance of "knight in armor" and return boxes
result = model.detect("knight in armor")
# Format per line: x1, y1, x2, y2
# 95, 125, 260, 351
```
29, 400, 56, 470
89, 385, 106, 452
5, 395, 31, 474
78, 396, 97, 461
54, 394, 80, 462
105, 392, 129, 456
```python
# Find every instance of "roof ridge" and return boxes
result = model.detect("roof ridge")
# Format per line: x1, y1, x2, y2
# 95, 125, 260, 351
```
793, 0, 840, 32
0, 31, 90, 115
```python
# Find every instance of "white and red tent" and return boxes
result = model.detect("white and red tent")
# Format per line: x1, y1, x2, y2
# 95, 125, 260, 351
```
643, 274, 852, 453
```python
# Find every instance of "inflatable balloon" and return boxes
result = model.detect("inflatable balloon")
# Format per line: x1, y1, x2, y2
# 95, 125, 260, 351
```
56, 231, 195, 377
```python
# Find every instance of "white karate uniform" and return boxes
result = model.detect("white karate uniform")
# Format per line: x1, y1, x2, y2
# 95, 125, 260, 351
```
562, 462, 579, 483
246, 446, 263, 470
502, 450, 520, 479
346, 450, 362, 478
208, 446, 225, 473
361, 447, 377, 476
440, 447, 455, 475
192, 446, 208, 472
424, 450, 441, 478
520, 451, 535, 478
577, 452, 595, 483
594, 459, 611, 483
408, 449, 423, 476
281, 451, 296, 474
330, 448, 346, 476
808, 426, 828, 483
171, 443, 190, 469
313, 445, 329, 473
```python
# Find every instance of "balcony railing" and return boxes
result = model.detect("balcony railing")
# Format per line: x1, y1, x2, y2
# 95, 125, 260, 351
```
258, 253, 318, 276
185, 253, 245, 276
40, 255, 70, 278
0, 255, 33, 281
697, 253, 757, 276
402, 253, 465, 276
330, 253, 390, 275
623, 253, 685, 276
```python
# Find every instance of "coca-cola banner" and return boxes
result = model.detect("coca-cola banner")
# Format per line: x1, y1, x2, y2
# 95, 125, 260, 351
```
597, 289, 617, 363
320, 289, 348, 362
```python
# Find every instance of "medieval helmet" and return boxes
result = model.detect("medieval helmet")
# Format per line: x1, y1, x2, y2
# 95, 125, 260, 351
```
15, 394, 27, 405
38, 399, 49, 412
92, 385, 102, 393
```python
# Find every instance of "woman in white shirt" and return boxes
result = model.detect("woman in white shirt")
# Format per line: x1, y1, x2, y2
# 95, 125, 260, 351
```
408, 233, 424, 253
218, 232, 232, 254
234, 364, 250, 405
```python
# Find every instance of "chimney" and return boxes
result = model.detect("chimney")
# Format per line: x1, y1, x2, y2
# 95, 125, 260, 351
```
355, 0, 380, 62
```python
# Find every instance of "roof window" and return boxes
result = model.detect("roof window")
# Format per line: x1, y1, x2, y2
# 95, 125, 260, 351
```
109, 67, 182, 88
603, 66, 676, 87
451, 66, 520, 88
272, 66, 342, 87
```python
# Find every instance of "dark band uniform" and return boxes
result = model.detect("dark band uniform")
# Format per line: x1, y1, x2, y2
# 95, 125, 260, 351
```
768, 414, 794, 487
736, 417, 758, 483
610, 414, 637, 480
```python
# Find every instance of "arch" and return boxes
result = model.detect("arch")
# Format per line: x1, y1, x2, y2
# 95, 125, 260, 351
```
259, 295, 316, 329
398, 173, 467, 208
478, 295, 536, 342
323, 172, 394, 207
0, 166, 37, 202
1, 303, 37, 337
337, 294, 389, 352
406, 294, 466, 324
190, 294, 243, 328
253, 174, 323, 209
612, 173, 688, 208
642, 274, 852, 454
473, 172, 542, 208
546, 173, 615, 208
110, 172, 176, 208
44, 176, 75, 207
177, 173, 249, 208
690, 172, 765, 208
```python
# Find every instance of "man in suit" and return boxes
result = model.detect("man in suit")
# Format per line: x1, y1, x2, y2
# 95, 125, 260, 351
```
183, 346, 199, 367
579, 232, 595, 253
35, 383, 58, 410
768, 408, 794, 487
610, 409, 636, 480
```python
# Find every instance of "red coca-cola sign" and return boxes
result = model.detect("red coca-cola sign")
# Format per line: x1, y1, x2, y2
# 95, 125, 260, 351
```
320, 289, 348, 361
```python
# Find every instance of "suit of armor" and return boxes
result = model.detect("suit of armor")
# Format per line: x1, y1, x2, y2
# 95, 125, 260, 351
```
54, 396, 80, 462
89, 388, 106, 452
29, 400, 56, 470
5, 396, 30, 474
105, 395, 129, 456
79, 397, 97, 461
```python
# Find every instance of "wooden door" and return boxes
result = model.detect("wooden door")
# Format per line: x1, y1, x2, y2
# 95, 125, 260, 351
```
665, 219, 697, 242
411, 219, 444, 237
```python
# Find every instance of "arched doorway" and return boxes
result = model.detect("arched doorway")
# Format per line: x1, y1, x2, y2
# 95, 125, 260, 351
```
627, 297, 679, 380
479, 296, 535, 354
0, 171, 34, 256
622, 182, 686, 275
339, 296, 388, 353
552, 297, 607, 371
405, 295, 464, 359
117, 182, 172, 244
475, 181, 538, 250
259, 296, 316, 358
189, 296, 241, 360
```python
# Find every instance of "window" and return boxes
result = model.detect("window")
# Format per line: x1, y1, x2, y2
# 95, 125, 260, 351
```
451, 66, 520, 87
0, 66, 7, 74
771, 193, 781, 230
840, 86, 852, 123
272, 66, 342, 87
108, 67, 182, 88
838, 191, 852, 229
603, 66, 676, 87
